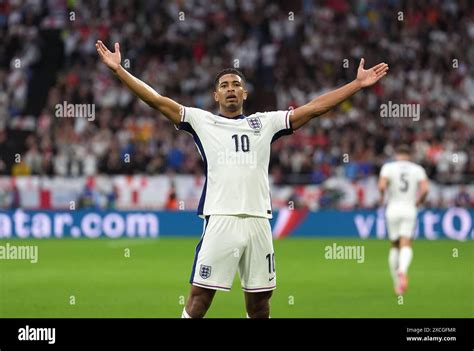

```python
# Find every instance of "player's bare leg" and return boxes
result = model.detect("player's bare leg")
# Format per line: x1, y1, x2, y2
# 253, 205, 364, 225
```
244, 291, 273, 318
397, 237, 413, 294
389, 239, 400, 294
183, 285, 216, 318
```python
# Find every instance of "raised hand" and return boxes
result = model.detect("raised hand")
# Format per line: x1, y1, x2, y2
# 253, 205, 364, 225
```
356, 58, 389, 88
96, 40, 121, 72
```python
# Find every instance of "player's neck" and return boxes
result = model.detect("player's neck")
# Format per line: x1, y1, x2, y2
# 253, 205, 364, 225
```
219, 108, 244, 119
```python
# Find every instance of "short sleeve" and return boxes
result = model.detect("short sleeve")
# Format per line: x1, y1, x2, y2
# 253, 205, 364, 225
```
264, 110, 293, 143
380, 164, 391, 178
176, 106, 204, 131
417, 166, 427, 181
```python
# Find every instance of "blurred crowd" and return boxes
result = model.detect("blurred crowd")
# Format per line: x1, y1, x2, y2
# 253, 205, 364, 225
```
0, 0, 473, 186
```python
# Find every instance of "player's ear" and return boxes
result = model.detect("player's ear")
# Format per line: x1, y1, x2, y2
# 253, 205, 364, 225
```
243, 89, 248, 101
213, 90, 219, 102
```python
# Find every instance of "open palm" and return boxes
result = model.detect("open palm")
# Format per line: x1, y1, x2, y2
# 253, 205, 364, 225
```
356, 58, 389, 88
96, 40, 121, 72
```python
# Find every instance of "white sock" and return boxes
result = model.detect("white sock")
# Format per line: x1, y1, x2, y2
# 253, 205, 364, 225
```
181, 308, 192, 318
398, 246, 413, 274
388, 247, 399, 286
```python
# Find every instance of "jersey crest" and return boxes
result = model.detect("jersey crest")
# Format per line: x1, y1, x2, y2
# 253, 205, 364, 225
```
246, 117, 262, 130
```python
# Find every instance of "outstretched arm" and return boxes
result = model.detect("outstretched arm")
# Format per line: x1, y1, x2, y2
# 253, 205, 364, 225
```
290, 58, 389, 130
96, 41, 181, 125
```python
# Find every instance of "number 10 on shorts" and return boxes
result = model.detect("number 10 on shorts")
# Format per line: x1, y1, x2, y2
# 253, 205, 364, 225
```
266, 253, 275, 273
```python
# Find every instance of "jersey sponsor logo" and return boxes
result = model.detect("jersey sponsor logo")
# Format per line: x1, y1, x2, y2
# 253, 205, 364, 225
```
199, 264, 212, 279
246, 117, 262, 130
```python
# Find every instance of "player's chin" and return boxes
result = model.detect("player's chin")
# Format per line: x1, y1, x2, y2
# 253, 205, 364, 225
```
225, 102, 240, 111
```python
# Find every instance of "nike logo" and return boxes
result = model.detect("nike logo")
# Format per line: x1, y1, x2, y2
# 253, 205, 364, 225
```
268, 277, 275, 281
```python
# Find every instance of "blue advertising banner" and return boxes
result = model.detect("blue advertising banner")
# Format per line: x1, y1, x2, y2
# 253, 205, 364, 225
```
288, 208, 473, 240
0, 208, 472, 240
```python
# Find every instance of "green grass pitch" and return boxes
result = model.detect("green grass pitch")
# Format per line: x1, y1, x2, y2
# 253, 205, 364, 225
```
0, 238, 472, 318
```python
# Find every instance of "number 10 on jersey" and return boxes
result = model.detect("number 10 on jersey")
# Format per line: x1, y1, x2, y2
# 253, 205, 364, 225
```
232, 134, 250, 152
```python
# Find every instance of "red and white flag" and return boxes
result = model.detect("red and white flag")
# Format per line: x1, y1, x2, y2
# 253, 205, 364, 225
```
272, 208, 308, 239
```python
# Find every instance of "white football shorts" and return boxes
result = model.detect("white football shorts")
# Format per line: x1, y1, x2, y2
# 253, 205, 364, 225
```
190, 215, 276, 292
385, 204, 417, 242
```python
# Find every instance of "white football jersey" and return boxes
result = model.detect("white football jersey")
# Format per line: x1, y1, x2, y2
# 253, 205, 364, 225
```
380, 160, 427, 207
177, 106, 293, 218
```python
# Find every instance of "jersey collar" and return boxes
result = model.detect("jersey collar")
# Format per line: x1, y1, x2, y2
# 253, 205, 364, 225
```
218, 113, 247, 120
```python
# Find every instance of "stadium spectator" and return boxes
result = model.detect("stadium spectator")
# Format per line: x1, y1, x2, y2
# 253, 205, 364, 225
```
455, 185, 472, 208
0, 0, 472, 191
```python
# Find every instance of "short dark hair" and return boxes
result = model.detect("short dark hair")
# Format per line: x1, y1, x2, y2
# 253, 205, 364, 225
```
214, 68, 245, 88
395, 144, 411, 155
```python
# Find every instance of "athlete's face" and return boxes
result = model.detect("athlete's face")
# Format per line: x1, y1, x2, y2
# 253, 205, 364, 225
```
214, 74, 248, 113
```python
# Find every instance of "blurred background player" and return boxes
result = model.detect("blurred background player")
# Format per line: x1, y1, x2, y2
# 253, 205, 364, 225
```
379, 145, 429, 295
